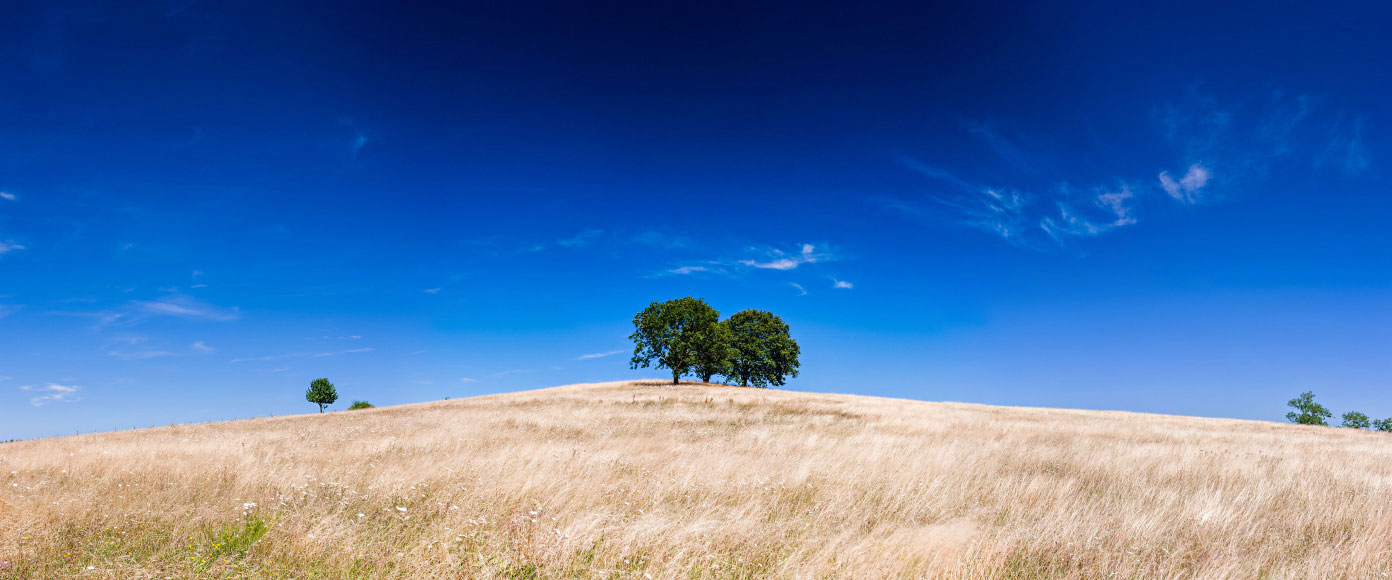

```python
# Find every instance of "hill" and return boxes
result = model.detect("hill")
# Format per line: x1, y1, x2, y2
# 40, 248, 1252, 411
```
2, 380, 1390, 578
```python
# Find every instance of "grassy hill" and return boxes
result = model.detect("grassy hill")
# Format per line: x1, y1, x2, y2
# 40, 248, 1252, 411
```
2, 380, 1390, 579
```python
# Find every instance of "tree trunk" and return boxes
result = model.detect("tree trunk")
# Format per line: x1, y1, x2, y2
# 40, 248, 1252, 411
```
672, 370, 679, 385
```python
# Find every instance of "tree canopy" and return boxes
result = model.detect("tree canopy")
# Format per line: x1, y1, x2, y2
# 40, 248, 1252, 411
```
305, 377, 338, 413
629, 297, 724, 384
726, 309, 801, 388
1285, 391, 1331, 426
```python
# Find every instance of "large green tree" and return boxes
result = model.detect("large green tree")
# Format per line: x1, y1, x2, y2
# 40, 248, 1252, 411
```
629, 297, 723, 384
726, 309, 800, 388
1285, 391, 1330, 426
305, 377, 338, 413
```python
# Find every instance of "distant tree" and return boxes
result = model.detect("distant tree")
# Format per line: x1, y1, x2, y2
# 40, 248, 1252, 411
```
629, 297, 723, 384
305, 378, 338, 413
1373, 418, 1392, 433
726, 309, 801, 388
348, 400, 374, 410
1285, 391, 1331, 426
691, 321, 735, 383
1341, 411, 1371, 429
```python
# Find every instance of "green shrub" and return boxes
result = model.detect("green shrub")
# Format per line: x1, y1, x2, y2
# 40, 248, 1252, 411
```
1373, 418, 1392, 432
1341, 411, 1371, 429
348, 400, 374, 410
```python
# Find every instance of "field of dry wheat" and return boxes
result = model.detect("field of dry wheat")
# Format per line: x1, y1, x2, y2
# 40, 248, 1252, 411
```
2, 380, 1391, 579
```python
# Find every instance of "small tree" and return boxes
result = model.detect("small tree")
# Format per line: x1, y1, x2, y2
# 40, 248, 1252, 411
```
305, 378, 338, 413
1373, 418, 1392, 433
348, 400, 374, 410
726, 309, 801, 388
1341, 411, 1371, 429
630, 297, 723, 384
1285, 391, 1330, 426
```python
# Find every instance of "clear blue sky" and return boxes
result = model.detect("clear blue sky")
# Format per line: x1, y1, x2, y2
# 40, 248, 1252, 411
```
2, 1, 1389, 439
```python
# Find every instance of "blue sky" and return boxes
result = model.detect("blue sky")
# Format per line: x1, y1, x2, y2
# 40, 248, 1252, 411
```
3, 1, 1390, 439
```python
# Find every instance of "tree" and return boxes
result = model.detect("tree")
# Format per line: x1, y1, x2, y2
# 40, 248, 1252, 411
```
726, 309, 800, 388
691, 321, 734, 383
305, 378, 338, 413
1373, 418, 1392, 433
1285, 391, 1330, 426
348, 400, 374, 410
629, 297, 723, 384
1341, 411, 1371, 429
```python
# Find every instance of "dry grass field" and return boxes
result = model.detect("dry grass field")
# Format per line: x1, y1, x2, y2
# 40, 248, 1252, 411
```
3, 380, 1391, 579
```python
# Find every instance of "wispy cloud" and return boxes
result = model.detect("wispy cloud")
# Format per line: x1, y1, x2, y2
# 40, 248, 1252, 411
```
790, 282, 808, 296
557, 228, 604, 248
131, 294, 240, 322
890, 91, 1370, 249
231, 347, 372, 364
1158, 163, 1211, 204
632, 228, 690, 249
576, 349, 626, 360
313, 347, 373, 358
107, 349, 177, 360
0, 192, 15, 201
191, 341, 214, 353
0, 242, 26, 255
423, 288, 441, 294
459, 377, 476, 383
21, 383, 82, 406
661, 243, 841, 281
831, 278, 853, 289
740, 243, 829, 270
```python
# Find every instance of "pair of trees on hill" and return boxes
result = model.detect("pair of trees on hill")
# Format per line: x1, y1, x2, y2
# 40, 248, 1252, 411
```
629, 297, 800, 387
1286, 391, 1392, 431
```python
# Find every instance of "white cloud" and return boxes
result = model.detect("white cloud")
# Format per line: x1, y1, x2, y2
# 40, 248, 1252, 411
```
740, 244, 829, 270
1158, 163, 1212, 204
668, 265, 709, 275
0, 192, 15, 201
790, 282, 808, 296
192, 341, 214, 353
831, 279, 853, 289
0, 242, 26, 255
1095, 185, 1137, 226
423, 288, 441, 294
459, 377, 477, 384
21, 383, 82, 406
576, 349, 626, 360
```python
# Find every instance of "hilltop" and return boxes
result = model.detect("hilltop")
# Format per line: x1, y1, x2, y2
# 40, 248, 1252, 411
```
2, 380, 1390, 579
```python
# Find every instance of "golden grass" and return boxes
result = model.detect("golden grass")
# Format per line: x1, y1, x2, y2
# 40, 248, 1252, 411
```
3, 380, 1391, 579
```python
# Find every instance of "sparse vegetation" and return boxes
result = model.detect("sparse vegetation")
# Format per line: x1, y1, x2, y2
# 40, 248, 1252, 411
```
348, 400, 375, 410
4, 380, 1392, 578
305, 377, 338, 413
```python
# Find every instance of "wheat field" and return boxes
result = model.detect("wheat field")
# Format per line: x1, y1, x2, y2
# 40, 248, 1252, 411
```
2, 380, 1390, 579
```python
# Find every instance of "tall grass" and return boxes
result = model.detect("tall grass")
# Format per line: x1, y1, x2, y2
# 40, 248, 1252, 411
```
2, 380, 1390, 578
